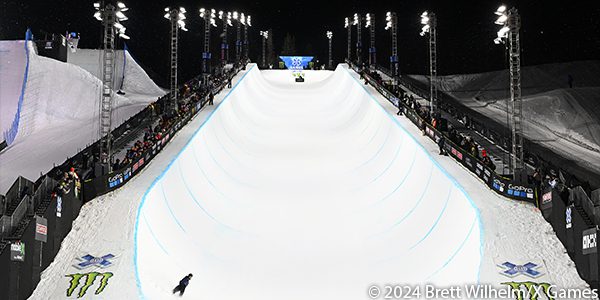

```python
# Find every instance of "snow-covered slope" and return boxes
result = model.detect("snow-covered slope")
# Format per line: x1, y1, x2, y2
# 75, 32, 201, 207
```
0, 40, 27, 138
409, 61, 600, 174
0, 42, 166, 193
28, 65, 588, 300
67, 49, 165, 97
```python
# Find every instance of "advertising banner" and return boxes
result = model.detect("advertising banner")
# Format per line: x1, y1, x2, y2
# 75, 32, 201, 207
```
35, 216, 48, 243
10, 241, 25, 262
583, 227, 598, 255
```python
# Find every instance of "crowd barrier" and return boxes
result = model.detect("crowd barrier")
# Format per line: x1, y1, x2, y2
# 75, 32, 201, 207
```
356, 66, 538, 204
0, 64, 245, 300
0, 181, 81, 300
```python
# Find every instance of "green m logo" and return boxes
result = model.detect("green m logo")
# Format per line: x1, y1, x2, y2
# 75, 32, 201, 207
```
66, 272, 113, 298
502, 281, 554, 300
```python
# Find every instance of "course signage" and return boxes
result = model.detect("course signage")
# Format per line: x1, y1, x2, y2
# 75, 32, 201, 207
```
10, 241, 25, 262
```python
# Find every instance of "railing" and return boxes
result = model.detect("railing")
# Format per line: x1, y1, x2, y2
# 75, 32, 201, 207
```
349, 62, 537, 204
0, 195, 30, 238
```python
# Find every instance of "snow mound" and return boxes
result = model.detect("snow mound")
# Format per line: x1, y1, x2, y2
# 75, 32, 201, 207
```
409, 61, 600, 173
0, 42, 166, 193
0, 40, 27, 138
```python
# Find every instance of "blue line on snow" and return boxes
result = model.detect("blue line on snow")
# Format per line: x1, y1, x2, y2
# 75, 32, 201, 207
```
133, 65, 256, 299
343, 66, 483, 281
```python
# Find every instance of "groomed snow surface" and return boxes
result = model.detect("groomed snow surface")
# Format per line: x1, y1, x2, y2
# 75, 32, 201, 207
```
30, 65, 588, 300
0, 41, 166, 193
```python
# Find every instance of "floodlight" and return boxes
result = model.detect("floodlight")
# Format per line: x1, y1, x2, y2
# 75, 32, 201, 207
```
114, 22, 124, 29
497, 26, 510, 37
219, 11, 224, 19
421, 16, 429, 25
94, 11, 102, 20
495, 5, 507, 15
117, 2, 126, 9
120, 34, 130, 40
164, 13, 170, 19
178, 19, 185, 27
247, 15, 252, 26
422, 24, 430, 32
164, 7, 170, 12
116, 11, 126, 19
180, 7, 186, 13
233, 11, 238, 19
326, 31, 333, 39
94, 2, 100, 8
344, 17, 349, 28
421, 11, 428, 17
495, 14, 508, 25
179, 13, 186, 20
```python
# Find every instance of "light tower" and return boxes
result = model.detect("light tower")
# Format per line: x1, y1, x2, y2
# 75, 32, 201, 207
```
420, 11, 438, 114
93, 1, 130, 171
244, 15, 252, 62
352, 13, 362, 66
218, 11, 233, 70
232, 12, 242, 64
326, 31, 333, 69
164, 7, 188, 115
365, 13, 376, 69
385, 12, 398, 85
260, 30, 269, 68
494, 4, 523, 178
200, 8, 217, 84
344, 17, 352, 62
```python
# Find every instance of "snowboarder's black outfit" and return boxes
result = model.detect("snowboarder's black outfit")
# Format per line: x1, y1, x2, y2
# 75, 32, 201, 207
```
173, 274, 193, 296
208, 92, 214, 105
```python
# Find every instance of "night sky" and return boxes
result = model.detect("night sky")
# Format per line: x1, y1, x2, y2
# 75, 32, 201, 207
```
1, 0, 599, 87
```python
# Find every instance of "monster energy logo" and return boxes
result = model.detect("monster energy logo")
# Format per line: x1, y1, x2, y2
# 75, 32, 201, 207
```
502, 282, 553, 300
66, 272, 113, 298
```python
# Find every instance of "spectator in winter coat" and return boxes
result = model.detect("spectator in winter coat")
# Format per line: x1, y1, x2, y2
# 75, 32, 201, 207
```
173, 274, 193, 296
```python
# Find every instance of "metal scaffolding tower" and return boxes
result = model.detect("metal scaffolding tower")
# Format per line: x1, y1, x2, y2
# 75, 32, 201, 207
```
164, 7, 187, 115
421, 11, 437, 114
386, 12, 399, 85
233, 12, 242, 64
366, 13, 376, 69
219, 11, 232, 69
344, 17, 352, 62
243, 16, 251, 62
494, 5, 523, 177
508, 9, 523, 175
260, 31, 269, 67
200, 8, 216, 84
353, 13, 362, 66
93, 2, 130, 171
326, 31, 333, 69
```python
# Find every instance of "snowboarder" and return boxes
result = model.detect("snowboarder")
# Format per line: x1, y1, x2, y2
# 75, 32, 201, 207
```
227, 76, 232, 88
396, 99, 403, 116
208, 92, 214, 105
438, 136, 446, 155
173, 274, 193, 296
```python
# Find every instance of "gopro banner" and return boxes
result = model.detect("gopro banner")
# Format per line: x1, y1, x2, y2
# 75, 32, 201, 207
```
279, 56, 314, 70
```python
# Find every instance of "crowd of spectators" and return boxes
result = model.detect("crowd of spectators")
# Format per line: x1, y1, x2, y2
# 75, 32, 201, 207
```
360, 67, 496, 171
110, 69, 237, 171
